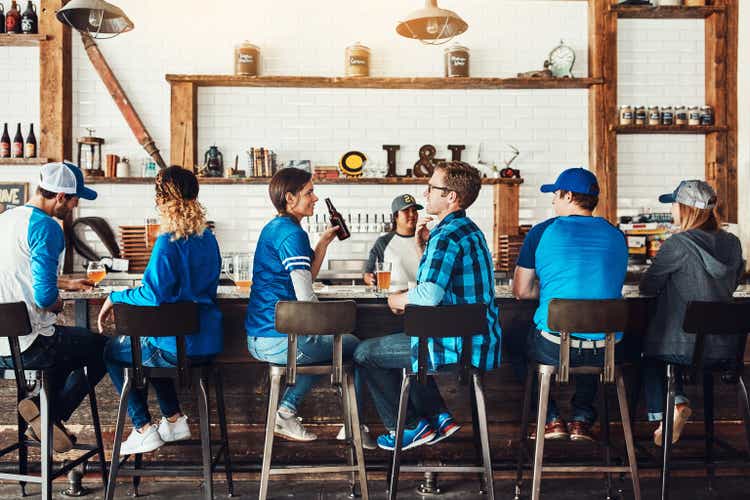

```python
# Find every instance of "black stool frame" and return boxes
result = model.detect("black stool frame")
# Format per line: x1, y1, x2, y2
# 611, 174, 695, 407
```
105, 302, 233, 500
658, 300, 750, 500
258, 300, 369, 500
0, 301, 106, 500
388, 303, 495, 500
514, 299, 641, 500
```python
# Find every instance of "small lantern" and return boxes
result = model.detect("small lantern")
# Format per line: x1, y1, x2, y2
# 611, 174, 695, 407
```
77, 128, 105, 177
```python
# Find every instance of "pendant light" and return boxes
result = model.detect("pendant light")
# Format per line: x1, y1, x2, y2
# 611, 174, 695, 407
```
396, 0, 468, 46
56, 0, 133, 39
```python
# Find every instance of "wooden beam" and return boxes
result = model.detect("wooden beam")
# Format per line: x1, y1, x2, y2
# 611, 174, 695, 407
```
39, 0, 71, 163
169, 82, 197, 170
83, 177, 523, 186
589, 0, 618, 223
493, 183, 521, 257
724, 0, 738, 223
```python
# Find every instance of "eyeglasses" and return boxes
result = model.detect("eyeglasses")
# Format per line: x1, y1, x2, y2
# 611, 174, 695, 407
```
427, 183, 452, 194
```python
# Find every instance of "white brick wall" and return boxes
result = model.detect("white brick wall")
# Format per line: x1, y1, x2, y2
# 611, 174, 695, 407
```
0, 0, 746, 265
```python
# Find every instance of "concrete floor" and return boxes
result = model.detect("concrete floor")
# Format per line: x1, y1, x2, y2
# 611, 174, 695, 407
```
1, 477, 749, 500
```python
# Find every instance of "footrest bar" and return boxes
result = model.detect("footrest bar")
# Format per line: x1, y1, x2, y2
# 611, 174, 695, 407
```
400, 466, 485, 473
269, 466, 360, 475
542, 466, 631, 473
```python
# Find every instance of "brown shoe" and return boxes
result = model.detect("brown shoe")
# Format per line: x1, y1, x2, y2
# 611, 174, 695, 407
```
18, 399, 75, 453
530, 418, 569, 440
568, 420, 596, 442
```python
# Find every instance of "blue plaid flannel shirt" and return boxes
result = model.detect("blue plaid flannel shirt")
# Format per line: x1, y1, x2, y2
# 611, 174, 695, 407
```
411, 210, 502, 372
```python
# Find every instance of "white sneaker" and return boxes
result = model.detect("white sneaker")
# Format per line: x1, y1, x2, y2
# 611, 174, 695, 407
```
158, 415, 192, 443
119, 425, 165, 456
274, 412, 317, 442
336, 424, 377, 450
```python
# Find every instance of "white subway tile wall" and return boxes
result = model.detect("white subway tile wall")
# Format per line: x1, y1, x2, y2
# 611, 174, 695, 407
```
0, 1, 731, 266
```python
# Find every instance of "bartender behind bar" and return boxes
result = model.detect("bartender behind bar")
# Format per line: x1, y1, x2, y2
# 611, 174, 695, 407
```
363, 194, 423, 289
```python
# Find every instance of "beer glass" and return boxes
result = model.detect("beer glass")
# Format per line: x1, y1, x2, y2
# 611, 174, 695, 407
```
86, 261, 106, 288
376, 261, 392, 295
145, 217, 160, 249
233, 254, 252, 291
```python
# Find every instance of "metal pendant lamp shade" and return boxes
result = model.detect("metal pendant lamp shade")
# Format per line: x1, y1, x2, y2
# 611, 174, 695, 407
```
56, 0, 134, 39
396, 0, 468, 46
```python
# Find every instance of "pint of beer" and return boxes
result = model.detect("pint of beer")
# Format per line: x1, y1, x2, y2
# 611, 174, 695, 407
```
145, 217, 160, 248
376, 261, 392, 294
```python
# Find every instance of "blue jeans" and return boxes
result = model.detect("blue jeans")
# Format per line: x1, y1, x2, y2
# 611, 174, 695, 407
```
533, 332, 623, 425
354, 333, 448, 431
643, 355, 692, 422
247, 334, 361, 415
0, 326, 106, 422
104, 337, 183, 429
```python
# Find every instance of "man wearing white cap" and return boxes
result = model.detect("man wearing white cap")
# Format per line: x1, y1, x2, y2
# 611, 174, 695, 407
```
0, 161, 106, 453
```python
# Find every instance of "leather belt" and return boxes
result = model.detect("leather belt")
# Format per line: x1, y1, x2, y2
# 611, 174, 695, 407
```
539, 330, 619, 350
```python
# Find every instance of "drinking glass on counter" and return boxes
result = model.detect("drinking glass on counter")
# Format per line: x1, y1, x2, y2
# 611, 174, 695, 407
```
376, 261, 392, 295
232, 254, 252, 291
86, 261, 106, 288
145, 217, 160, 248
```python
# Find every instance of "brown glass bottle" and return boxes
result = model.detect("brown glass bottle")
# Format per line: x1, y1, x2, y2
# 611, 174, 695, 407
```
5, 1, 20, 34
0, 3, 6, 35
0, 124, 10, 158
25, 123, 36, 158
21, 1, 37, 34
11, 123, 23, 158
325, 198, 350, 240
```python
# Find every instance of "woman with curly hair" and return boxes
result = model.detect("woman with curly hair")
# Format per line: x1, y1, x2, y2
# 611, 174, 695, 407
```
97, 166, 223, 455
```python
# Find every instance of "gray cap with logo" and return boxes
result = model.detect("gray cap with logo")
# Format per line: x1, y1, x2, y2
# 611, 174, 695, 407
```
658, 180, 716, 210
391, 194, 424, 214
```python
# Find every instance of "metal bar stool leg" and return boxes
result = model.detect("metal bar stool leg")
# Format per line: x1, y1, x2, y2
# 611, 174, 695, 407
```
515, 368, 534, 500
346, 369, 369, 500
259, 370, 282, 500
738, 374, 750, 457
388, 370, 412, 500
16, 386, 28, 497
106, 370, 133, 500
197, 372, 214, 500
214, 368, 234, 496
469, 378, 485, 494
338, 376, 356, 497
87, 373, 108, 487
473, 372, 495, 500
531, 366, 554, 500
40, 374, 53, 500
599, 381, 612, 499
661, 364, 677, 500
703, 371, 715, 492
615, 370, 641, 500
132, 454, 142, 496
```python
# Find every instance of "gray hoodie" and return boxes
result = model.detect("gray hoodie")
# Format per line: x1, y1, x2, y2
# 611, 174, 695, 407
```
639, 229, 744, 360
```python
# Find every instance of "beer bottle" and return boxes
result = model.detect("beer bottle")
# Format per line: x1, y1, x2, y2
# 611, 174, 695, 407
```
11, 123, 23, 158
5, 1, 20, 34
20, 1, 37, 34
25, 123, 36, 158
0, 3, 6, 35
325, 198, 350, 240
0, 124, 10, 158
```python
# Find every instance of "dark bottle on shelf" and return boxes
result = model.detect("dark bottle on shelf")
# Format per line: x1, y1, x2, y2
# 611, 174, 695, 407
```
5, 1, 20, 34
0, 3, 6, 35
11, 123, 23, 158
325, 198, 351, 241
25, 123, 36, 158
0, 124, 10, 158
20, 1, 37, 34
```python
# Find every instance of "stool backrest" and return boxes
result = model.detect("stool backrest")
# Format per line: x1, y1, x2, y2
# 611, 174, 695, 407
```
0, 302, 33, 395
548, 299, 629, 384
113, 302, 200, 388
274, 300, 356, 386
683, 301, 750, 372
404, 303, 488, 385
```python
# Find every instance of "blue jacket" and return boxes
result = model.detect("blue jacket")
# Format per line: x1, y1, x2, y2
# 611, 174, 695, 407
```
110, 229, 223, 357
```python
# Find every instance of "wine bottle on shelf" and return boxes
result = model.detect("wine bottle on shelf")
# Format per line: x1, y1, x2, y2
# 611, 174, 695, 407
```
24, 123, 36, 158
0, 124, 10, 158
5, 1, 20, 34
325, 198, 350, 240
20, 0, 37, 34
0, 3, 6, 35
11, 123, 23, 158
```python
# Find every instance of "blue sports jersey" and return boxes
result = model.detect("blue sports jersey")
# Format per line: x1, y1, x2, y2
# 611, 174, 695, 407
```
245, 215, 314, 338
516, 216, 627, 340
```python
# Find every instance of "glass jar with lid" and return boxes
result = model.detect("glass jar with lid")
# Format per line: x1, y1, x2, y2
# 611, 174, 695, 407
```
234, 41, 260, 76
688, 106, 701, 126
346, 42, 370, 77
648, 106, 661, 126
634, 105, 647, 125
661, 106, 674, 126
674, 106, 687, 126
619, 105, 634, 126
444, 44, 470, 77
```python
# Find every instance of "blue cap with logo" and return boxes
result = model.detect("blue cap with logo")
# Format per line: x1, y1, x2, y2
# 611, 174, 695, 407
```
540, 167, 600, 196
39, 161, 98, 200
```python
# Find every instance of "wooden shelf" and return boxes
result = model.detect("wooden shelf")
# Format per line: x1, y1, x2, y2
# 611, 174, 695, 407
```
165, 74, 603, 90
85, 176, 524, 186
613, 5, 724, 19
0, 34, 48, 46
613, 125, 727, 134
0, 157, 48, 165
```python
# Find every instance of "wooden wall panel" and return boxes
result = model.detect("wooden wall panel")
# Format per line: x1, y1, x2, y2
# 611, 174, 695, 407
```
169, 81, 198, 171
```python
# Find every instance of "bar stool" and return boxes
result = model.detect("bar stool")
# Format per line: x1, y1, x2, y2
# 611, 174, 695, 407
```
659, 301, 750, 500
258, 300, 368, 500
105, 302, 233, 500
514, 299, 641, 500
388, 303, 495, 500
0, 301, 107, 500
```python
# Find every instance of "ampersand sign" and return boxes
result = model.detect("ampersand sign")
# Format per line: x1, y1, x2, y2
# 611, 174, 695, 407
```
413, 145, 437, 178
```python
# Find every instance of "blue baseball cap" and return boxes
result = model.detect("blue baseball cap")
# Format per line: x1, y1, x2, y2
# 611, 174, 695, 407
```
540, 167, 600, 196
39, 161, 98, 201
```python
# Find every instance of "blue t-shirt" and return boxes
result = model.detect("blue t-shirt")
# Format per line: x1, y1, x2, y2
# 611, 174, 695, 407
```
245, 215, 314, 338
516, 216, 627, 340
110, 229, 223, 357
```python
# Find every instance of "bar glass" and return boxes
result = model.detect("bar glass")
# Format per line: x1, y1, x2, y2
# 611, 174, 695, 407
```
86, 261, 106, 288
145, 217, 160, 249
376, 261, 392, 295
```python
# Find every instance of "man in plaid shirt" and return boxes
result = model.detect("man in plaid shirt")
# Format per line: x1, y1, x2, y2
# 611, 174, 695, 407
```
354, 161, 502, 451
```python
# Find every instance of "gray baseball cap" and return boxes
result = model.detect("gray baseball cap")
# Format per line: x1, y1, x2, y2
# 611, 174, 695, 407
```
391, 194, 423, 214
658, 180, 716, 210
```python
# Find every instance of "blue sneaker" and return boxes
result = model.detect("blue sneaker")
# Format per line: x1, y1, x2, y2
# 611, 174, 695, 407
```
376, 419, 436, 451
428, 412, 461, 446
